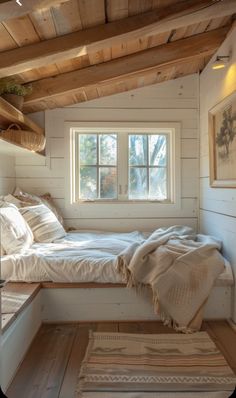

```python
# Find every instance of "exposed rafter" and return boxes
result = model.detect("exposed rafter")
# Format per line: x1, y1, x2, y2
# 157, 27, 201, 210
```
0, 0, 235, 77
23, 26, 229, 112
0, 0, 70, 22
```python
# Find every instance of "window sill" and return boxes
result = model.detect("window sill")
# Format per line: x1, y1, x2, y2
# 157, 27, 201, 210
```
75, 199, 173, 205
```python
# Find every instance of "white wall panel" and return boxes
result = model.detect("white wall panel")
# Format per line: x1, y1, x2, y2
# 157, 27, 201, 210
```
199, 27, 236, 321
0, 154, 15, 195
15, 74, 199, 231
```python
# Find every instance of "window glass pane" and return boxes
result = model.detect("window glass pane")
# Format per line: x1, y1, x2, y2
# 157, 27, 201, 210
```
149, 135, 167, 166
99, 134, 117, 165
129, 135, 147, 166
149, 168, 167, 200
129, 167, 147, 199
79, 134, 97, 165
79, 166, 97, 199
100, 167, 117, 199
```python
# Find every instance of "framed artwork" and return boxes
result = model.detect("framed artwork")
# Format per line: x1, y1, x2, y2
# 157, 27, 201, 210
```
209, 90, 236, 188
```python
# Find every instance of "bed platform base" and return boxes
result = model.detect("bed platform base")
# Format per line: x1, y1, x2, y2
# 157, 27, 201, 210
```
1, 282, 233, 391
3, 281, 232, 325
41, 284, 232, 322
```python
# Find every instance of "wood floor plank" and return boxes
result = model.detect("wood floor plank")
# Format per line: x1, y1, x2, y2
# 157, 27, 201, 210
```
96, 322, 119, 332
118, 321, 143, 333
138, 321, 177, 333
7, 320, 236, 397
7, 324, 77, 398
118, 321, 177, 333
59, 322, 118, 398
205, 320, 236, 374
59, 323, 96, 398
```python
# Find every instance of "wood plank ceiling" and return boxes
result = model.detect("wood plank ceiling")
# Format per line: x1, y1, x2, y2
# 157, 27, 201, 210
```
0, 0, 235, 113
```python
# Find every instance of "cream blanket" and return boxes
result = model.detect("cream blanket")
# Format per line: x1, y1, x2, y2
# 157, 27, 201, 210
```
116, 226, 225, 332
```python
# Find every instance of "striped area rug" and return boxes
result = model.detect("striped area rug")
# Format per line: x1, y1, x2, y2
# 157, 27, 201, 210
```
76, 331, 236, 397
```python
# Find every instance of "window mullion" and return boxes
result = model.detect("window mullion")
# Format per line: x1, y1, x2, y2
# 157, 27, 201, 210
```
97, 134, 99, 199
147, 135, 149, 199
118, 132, 128, 200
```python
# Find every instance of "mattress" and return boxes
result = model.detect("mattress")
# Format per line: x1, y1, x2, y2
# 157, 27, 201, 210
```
0, 230, 234, 285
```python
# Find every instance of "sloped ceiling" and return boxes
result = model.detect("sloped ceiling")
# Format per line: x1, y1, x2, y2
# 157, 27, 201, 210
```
0, 0, 235, 112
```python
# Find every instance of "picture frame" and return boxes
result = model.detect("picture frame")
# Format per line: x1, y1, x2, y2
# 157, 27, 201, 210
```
209, 90, 236, 188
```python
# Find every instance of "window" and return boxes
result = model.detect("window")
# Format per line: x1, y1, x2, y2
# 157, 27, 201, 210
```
129, 134, 167, 200
79, 133, 118, 200
69, 123, 180, 205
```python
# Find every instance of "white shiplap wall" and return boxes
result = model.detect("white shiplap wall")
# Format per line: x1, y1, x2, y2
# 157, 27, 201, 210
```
0, 154, 15, 196
15, 74, 199, 231
199, 27, 236, 321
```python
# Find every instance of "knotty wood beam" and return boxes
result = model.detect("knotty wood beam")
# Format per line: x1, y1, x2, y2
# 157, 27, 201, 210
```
0, 0, 235, 78
23, 27, 229, 109
0, 0, 70, 22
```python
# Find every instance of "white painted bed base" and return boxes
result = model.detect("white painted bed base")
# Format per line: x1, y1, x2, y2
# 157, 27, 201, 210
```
0, 292, 42, 392
1, 285, 233, 392
42, 286, 233, 322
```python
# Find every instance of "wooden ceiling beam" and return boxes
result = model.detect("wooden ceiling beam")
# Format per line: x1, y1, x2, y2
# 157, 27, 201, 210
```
0, 0, 70, 22
0, 0, 235, 78
23, 26, 229, 110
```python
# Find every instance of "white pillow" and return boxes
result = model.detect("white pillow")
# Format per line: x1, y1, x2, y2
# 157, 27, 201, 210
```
0, 201, 6, 255
20, 204, 66, 243
0, 206, 33, 254
0, 201, 16, 255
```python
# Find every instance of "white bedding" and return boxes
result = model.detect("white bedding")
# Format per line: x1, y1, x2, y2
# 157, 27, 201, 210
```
0, 230, 234, 285
0, 230, 146, 283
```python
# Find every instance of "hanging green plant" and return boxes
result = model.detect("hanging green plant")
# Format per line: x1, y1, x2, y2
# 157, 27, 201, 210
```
0, 79, 32, 96
0, 79, 32, 110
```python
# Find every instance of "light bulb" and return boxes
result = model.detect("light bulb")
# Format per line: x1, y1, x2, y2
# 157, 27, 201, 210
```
212, 56, 230, 71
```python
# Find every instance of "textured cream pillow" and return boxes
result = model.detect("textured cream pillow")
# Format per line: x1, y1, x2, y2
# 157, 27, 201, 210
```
12, 187, 65, 227
0, 206, 33, 254
20, 204, 66, 243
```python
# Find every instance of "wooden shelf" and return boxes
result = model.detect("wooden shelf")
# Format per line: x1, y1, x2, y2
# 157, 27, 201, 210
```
0, 96, 45, 155
0, 96, 44, 135
0, 136, 45, 157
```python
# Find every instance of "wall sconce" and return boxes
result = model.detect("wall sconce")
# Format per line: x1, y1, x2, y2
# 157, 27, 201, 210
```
212, 55, 230, 70
15, 0, 23, 5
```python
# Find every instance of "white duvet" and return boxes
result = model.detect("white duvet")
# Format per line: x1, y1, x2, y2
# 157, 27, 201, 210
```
0, 230, 147, 283
0, 230, 234, 285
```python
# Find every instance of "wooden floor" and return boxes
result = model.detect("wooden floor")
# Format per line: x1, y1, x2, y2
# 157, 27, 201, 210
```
6, 320, 236, 398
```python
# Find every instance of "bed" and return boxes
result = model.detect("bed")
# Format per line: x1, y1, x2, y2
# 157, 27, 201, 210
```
1, 229, 234, 286
1, 230, 146, 283
1, 227, 234, 331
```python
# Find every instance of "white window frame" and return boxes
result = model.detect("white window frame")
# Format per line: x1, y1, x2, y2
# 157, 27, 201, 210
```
65, 122, 181, 216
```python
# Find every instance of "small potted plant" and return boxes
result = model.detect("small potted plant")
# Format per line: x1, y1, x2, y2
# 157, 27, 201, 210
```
0, 79, 32, 111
